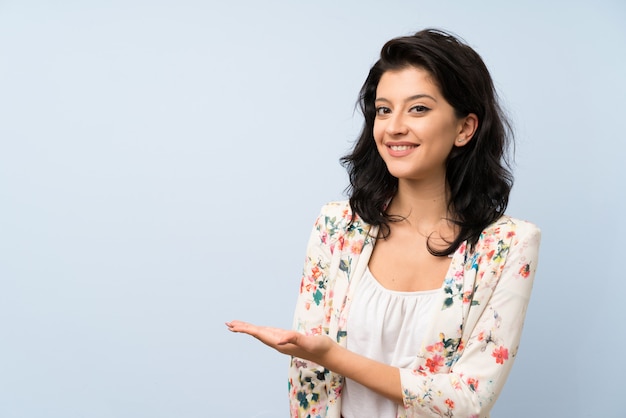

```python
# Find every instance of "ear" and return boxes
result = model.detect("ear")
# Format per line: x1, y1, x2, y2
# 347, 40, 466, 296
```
454, 113, 478, 147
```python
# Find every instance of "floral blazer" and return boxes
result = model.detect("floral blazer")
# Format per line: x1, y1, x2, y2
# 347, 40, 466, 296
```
288, 201, 541, 418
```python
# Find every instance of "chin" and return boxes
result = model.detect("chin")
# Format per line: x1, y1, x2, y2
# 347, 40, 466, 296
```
386, 166, 419, 179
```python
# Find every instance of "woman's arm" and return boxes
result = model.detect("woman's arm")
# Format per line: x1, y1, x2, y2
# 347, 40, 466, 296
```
399, 221, 542, 417
227, 217, 541, 417
226, 321, 404, 404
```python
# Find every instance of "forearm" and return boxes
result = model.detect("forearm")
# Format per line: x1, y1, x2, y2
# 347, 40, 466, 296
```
316, 341, 403, 405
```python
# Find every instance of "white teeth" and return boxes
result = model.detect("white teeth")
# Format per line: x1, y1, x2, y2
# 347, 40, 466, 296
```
389, 145, 417, 151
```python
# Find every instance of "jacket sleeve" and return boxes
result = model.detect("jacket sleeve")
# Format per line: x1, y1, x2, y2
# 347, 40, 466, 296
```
288, 208, 336, 418
399, 221, 542, 417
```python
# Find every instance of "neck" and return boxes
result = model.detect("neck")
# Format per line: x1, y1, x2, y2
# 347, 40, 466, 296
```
388, 178, 452, 227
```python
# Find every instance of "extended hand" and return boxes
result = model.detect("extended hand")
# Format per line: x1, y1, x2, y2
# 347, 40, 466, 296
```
225, 320, 334, 363
227, 320, 403, 404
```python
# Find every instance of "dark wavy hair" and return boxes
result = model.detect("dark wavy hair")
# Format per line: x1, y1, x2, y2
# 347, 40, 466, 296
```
340, 28, 513, 256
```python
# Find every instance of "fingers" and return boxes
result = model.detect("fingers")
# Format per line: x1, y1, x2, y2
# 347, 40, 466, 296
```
226, 322, 325, 360
225, 320, 254, 334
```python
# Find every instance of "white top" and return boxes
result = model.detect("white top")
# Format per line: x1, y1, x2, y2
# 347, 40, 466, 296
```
341, 267, 440, 418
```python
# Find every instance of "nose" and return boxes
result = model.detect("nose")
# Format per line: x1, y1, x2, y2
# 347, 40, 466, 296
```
385, 113, 408, 135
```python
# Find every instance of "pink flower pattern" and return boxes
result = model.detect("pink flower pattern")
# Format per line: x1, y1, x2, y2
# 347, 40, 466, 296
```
289, 201, 541, 417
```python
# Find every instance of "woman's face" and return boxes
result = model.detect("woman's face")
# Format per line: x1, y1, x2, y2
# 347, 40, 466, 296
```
373, 66, 476, 184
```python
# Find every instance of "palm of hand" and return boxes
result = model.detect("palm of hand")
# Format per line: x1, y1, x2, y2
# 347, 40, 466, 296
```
226, 320, 333, 363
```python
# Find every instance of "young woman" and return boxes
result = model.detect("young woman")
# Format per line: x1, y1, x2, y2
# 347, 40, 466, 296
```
227, 29, 541, 418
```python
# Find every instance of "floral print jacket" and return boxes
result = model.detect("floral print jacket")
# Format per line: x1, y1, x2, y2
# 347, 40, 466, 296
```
288, 201, 541, 418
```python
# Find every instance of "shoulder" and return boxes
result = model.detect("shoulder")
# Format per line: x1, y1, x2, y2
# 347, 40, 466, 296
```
467, 217, 541, 287
470, 216, 541, 272
481, 215, 541, 244
318, 200, 352, 218
314, 200, 373, 246
316, 200, 368, 230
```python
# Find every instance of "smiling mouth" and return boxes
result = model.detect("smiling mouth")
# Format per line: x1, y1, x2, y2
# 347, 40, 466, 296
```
389, 144, 418, 151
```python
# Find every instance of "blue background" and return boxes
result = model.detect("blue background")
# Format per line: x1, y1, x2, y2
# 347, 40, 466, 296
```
1, 1, 625, 416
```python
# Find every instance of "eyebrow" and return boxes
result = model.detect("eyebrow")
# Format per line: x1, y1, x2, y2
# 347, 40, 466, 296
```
375, 94, 438, 103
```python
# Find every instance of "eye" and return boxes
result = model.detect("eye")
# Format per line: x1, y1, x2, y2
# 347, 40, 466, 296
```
409, 105, 430, 113
375, 106, 391, 116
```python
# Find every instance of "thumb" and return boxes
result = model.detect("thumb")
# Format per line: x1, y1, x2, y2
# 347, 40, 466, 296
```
277, 331, 301, 346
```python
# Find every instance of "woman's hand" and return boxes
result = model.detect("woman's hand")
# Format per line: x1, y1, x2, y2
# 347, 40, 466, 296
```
227, 320, 404, 404
225, 320, 334, 363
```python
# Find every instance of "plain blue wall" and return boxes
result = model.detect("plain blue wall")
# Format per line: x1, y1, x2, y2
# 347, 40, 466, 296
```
1, 1, 625, 417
